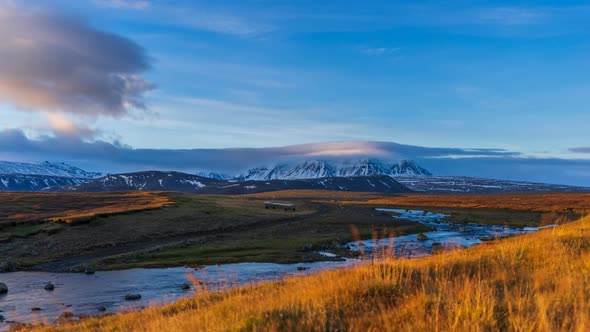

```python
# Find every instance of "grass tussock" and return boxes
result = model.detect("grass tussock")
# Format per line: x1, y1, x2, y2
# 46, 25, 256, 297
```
29, 215, 590, 332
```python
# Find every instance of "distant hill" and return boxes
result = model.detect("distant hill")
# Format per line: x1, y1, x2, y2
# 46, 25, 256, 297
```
395, 175, 590, 194
49, 171, 412, 194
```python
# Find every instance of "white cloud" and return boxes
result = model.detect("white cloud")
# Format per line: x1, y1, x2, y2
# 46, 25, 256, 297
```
171, 8, 272, 37
93, 0, 150, 10
476, 7, 545, 26
363, 47, 400, 56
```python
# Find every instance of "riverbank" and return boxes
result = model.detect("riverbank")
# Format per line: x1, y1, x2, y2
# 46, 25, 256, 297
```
1, 192, 431, 272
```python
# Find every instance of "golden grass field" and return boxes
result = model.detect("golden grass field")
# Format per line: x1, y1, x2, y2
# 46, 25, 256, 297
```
26, 200, 590, 331
0, 192, 173, 226
346, 193, 590, 213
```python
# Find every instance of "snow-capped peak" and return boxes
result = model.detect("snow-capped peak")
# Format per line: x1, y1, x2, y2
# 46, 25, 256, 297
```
195, 171, 231, 180
391, 160, 432, 176
283, 160, 336, 179
0, 161, 103, 179
337, 158, 392, 177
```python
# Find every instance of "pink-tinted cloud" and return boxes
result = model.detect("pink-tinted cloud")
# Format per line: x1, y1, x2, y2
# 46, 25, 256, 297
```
46, 114, 100, 139
0, 3, 154, 117
279, 141, 391, 158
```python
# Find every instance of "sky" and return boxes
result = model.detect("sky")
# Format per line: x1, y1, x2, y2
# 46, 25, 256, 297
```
0, 0, 590, 185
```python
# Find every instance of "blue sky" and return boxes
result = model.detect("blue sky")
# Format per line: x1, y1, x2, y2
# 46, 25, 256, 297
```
1, 0, 590, 184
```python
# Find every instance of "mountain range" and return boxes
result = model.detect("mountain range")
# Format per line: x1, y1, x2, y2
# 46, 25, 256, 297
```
1, 159, 589, 194
50, 171, 411, 194
235, 159, 431, 181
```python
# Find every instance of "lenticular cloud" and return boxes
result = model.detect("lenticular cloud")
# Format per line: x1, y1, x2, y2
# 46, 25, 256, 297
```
0, 4, 154, 117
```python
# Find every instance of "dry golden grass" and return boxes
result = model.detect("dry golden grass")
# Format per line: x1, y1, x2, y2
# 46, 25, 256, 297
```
0, 192, 173, 226
28, 213, 590, 332
345, 193, 590, 213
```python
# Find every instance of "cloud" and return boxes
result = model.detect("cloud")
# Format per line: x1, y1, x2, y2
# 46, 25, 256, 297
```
363, 47, 400, 56
171, 8, 272, 37
475, 7, 546, 26
171, 97, 281, 116
93, 0, 151, 10
0, 3, 154, 117
46, 114, 100, 139
123, 3, 272, 37
569, 147, 590, 153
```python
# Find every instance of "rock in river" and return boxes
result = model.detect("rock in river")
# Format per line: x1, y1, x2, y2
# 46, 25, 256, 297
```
125, 294, 142, 301
0, 282, 7, 294
417, 233, 429, 241
44, 283, 55, 291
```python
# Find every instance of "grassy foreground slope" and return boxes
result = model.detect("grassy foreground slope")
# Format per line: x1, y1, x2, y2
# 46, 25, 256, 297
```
32, 215, 590, 331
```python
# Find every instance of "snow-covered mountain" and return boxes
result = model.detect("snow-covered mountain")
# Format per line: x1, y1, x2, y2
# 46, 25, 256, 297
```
390, 160, 432, 176
0, 161, 103, 191
236, 159, 431, 181
0, 174, 87, 191
0, 161, 102, 179
195, 171, 231, 180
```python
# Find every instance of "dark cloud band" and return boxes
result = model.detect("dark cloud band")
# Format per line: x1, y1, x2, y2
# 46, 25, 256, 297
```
1, 129, 589, 186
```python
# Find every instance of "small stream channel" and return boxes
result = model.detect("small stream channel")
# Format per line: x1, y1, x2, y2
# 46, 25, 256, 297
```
0, 208, 552, 330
